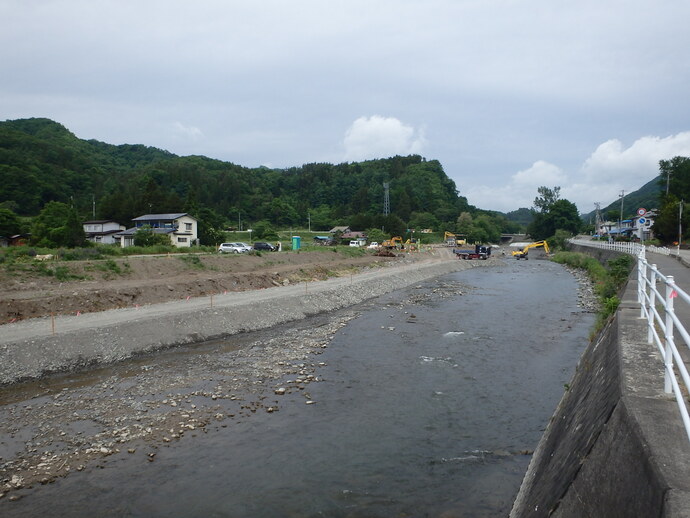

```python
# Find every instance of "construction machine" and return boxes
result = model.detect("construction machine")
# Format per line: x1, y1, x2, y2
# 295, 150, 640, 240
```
512, 240, 550, 260
443, 231, 466, 246
454, 244, 492, 260
382, 236, 403, 250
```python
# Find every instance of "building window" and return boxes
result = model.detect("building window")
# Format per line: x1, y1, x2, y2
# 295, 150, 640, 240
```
177, 237, 187, 243
185, 223, 192, 231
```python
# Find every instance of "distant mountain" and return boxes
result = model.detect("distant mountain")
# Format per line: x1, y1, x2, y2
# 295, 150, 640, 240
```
581, 177, 662, 222
504, 207, 533, 227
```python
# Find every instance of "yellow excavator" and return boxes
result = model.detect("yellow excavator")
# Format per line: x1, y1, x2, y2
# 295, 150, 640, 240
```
512, 240, 550, 260
382, 236, 403, 249
443, 231, 466, 246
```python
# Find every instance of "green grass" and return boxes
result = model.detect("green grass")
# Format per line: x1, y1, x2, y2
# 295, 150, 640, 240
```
177, 254, 206, 269
551, 251, 634, 332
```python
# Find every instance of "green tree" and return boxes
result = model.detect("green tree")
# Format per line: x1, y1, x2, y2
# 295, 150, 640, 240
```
533, 186, 561, 212
528, 200, 581, 240
473, 214, 502, 243
0, 208, 21, 236
654, 157, 690, 243
31, 201, 86, 247
193, 207, 226, 246
408, 211, 440, 232
252, 220, 279, 240
365, 227, 388, 244
133, 225, 171, 247
659, 156, 690, 198
456, 211, 473, 234
653, 195, 687, 243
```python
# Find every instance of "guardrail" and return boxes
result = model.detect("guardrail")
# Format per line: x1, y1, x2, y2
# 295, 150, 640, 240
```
568, 238, 671, 256
569, 238, 690, 442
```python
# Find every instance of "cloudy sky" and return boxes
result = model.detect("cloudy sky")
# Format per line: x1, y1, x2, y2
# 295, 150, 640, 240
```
3, 0, 690, 214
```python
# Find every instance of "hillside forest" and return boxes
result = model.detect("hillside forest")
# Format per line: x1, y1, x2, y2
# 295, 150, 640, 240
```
4, 117, 684, 248
0, 118, 531, 247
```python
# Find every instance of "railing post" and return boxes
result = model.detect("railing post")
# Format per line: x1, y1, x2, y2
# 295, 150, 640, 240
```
638, 252, 646, 318
665, 276, 676, 394
648, 264, 658, 344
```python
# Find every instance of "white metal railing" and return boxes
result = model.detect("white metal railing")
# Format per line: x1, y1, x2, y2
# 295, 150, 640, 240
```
637, 248, 690, 443
570, 238, 690, 442
568, 238, 671, 256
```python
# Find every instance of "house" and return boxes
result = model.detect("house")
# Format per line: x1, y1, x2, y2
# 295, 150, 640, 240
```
116, 213, 198, 248
340, 231, 367, 246
7, 234, 29, 246
632, 210, 656, 241
329, 226, 351, 234
83, 220, 126, 245
596, 210, 656, 241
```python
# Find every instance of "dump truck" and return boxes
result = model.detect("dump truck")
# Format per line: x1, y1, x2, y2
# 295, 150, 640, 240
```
453, 244, 491, 260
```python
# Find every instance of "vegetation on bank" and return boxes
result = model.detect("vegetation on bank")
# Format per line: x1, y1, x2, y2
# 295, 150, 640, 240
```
551, 251, 634, 332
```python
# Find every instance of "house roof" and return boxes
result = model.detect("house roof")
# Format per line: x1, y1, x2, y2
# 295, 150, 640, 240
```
83, 220, 121, 224
132, 213, 193, 222
341, 231, 366, 239
116, 227, 175, 236
86, 229, 123, 237
329, 226, 350, 233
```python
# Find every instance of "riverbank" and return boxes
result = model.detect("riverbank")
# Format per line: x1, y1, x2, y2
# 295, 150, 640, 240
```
0, 249, 488, 386
0, 251, 494, 501
0, 254, 599, 514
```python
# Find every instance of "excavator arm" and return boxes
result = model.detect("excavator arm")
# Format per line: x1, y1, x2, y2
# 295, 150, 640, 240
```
512, 241, 550, 260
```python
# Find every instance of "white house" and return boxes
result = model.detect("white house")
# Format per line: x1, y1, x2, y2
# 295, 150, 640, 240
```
116, 213, 198, 248
596, 210, 656, 241
83, 220, 125, 245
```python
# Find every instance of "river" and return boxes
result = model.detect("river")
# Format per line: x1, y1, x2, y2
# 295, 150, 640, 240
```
1, 258, 594, 517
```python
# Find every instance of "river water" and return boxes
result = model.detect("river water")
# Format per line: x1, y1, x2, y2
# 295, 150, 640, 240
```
1, 259, 593, 517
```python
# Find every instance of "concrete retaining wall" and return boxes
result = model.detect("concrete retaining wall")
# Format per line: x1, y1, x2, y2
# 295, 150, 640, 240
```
511, 253, 690, 517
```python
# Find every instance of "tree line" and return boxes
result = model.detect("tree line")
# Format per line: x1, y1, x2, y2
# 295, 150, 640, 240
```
0, 117, 530, 247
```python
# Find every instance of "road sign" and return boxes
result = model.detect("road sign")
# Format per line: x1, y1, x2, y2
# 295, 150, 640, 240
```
638, 217, 646, 225
637, 208, 646, 216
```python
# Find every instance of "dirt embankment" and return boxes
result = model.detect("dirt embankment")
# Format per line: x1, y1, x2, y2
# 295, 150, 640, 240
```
0, 249, 407, 324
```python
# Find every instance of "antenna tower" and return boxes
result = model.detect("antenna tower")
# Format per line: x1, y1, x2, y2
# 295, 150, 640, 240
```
383, 182, 390, 216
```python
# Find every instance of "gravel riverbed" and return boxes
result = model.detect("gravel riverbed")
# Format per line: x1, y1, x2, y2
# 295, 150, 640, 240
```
0, 255, 599, 503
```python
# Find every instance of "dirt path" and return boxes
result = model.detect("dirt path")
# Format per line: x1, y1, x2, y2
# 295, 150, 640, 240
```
0, 249, 408, 324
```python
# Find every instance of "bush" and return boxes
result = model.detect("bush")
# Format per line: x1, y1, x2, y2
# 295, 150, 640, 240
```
552, 251, 633, 331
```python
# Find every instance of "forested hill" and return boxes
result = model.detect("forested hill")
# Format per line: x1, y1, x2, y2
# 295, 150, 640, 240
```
0, 117, 474, 232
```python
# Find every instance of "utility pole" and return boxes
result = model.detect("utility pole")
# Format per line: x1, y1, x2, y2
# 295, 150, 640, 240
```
619, 190, 625, 240
594, 202, 602, 237
679, 200, 684, 255
92, 194, 96, 218
308, 212, 311, 232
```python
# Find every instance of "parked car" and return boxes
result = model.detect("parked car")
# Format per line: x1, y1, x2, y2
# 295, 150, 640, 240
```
218, 242, 251, 253
367, 242, 380, 249
253, 242, 276, 251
